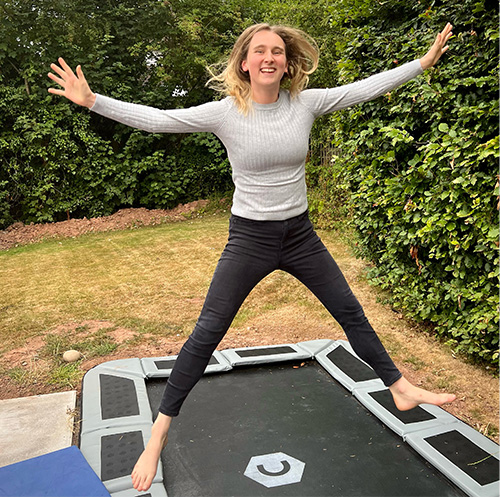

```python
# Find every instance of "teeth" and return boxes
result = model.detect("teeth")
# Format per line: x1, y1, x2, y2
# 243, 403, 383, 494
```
261, 68, 276, 73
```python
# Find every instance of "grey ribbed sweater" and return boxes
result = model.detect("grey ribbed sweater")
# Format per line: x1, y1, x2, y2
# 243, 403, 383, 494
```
90, 59, 423, 220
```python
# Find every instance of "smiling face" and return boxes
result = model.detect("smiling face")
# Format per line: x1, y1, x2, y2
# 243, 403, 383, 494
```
241, 30, 288, 101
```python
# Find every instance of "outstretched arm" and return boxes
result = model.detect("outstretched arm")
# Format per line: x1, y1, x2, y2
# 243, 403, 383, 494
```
47, 58, 228, 134
302, 22, 454, 117
48, 57, 96, 108
419, 23, 453, 70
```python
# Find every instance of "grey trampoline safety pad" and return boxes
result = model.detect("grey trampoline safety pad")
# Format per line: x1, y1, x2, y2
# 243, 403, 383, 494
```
406, 423, 500, 497
222, 344, 312, 366
142, 350, 232, 378
80, 361, 152, 436
354, 384, 458, 438
80, 423, 163, 494
316, 340, 385, 392
79, 340, 499, 497
111, 484, 167, 497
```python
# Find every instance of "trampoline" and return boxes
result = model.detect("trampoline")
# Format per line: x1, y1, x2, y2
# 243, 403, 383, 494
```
79, 340, 499, 497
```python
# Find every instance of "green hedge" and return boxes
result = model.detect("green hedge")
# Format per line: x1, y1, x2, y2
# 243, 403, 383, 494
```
306, 0, 499, 368
0, 0, 252, 226
2, 0, 498, 367
0, 87, 232, 225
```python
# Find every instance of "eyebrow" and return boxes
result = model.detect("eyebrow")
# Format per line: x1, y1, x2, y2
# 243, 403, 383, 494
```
252, 44, 285, 51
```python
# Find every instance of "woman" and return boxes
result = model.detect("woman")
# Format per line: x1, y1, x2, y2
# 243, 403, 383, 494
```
48, 22, 455, 492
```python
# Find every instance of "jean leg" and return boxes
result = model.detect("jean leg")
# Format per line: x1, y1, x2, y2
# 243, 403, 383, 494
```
281, 222, 401, 386
159, 221, 277, 416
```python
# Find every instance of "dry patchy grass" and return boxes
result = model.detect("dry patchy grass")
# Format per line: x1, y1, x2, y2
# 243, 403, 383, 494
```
0, 217, 227, 351
0, 213, 498, 441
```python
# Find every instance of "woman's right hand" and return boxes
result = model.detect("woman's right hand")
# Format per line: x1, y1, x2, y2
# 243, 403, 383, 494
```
48, 58, 96, 108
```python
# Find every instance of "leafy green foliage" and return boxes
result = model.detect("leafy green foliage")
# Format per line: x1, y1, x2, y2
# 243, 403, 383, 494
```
0, 0, 255, 224
304, 0, 499, 368
1, 0, 497, 368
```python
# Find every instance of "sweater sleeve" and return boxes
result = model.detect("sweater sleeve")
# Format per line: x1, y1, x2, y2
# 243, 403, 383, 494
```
89, 94, 230, 134
299, 59, 424, 118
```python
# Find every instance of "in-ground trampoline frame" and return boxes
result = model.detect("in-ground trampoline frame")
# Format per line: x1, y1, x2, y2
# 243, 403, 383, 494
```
79, 339, 499, 497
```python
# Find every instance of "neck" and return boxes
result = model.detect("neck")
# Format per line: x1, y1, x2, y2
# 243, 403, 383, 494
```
251, 86, 280, 104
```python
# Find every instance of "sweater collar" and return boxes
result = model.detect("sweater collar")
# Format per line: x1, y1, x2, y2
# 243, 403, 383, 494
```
251, 90, 284, 111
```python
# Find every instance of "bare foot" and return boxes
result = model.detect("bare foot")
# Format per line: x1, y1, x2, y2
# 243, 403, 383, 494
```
389, 376, 456, 411
132, 413, 172, 492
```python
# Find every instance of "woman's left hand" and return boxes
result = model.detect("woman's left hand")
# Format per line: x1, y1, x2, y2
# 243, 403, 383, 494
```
420, 23, 453, 70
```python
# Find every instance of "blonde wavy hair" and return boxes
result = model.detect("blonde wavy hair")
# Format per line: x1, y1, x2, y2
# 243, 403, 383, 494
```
207, 23, 319, 115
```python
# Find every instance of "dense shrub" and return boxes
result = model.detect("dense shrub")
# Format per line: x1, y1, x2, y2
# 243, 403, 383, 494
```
306, 0, 499, 367
0, 0, 252, 225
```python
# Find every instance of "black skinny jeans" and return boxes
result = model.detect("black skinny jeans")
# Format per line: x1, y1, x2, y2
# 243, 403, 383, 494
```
159, 211, 401, 416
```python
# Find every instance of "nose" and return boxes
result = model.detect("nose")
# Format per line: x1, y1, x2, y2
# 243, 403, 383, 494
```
264, 50, 275, 63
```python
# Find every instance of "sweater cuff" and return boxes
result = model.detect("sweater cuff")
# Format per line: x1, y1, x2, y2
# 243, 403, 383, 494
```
415, 58, 425, 74
89, 93, 101, 112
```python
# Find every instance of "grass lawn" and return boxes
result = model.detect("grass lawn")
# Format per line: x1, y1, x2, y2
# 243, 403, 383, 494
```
0, 212, 498, 441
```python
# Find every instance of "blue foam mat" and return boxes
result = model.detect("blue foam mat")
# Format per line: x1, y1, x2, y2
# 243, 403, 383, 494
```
0, 445, 110, 497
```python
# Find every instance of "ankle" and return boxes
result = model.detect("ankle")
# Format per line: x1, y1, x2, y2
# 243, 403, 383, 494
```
389, 376, 409, 395
149, 413, 172, 445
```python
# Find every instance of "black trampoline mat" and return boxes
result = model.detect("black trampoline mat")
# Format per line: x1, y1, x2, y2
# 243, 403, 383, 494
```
147, 360, 467, 497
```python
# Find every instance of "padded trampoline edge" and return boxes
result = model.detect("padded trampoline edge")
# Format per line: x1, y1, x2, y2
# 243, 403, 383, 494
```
79, 341, 499, 497
220, 342, 312, 366
141, 350, 233, 379
314, 340, 499, 497
80, 363, 152, 437
80, 360, 168, 496
111, 483, 168, 497
80, 423, 163, 494
353, 383, 460, 438
406, 424, 500, 497
296, 338, 335, 356
316, 340, 384, 392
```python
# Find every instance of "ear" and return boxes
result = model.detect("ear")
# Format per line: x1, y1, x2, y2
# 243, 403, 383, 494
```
241, 59, 248, 72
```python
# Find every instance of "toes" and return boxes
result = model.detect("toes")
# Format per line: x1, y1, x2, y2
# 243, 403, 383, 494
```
443, 393, 456, 404
132, 472, 153, 492
145, 474, 154, 490
132, 473, 144, 491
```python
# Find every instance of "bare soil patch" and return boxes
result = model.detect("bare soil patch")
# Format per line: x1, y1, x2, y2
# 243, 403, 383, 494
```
0, 201, 209, 250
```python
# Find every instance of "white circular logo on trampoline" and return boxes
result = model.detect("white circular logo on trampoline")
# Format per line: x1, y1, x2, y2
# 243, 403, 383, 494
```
244, 452, 305, 488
